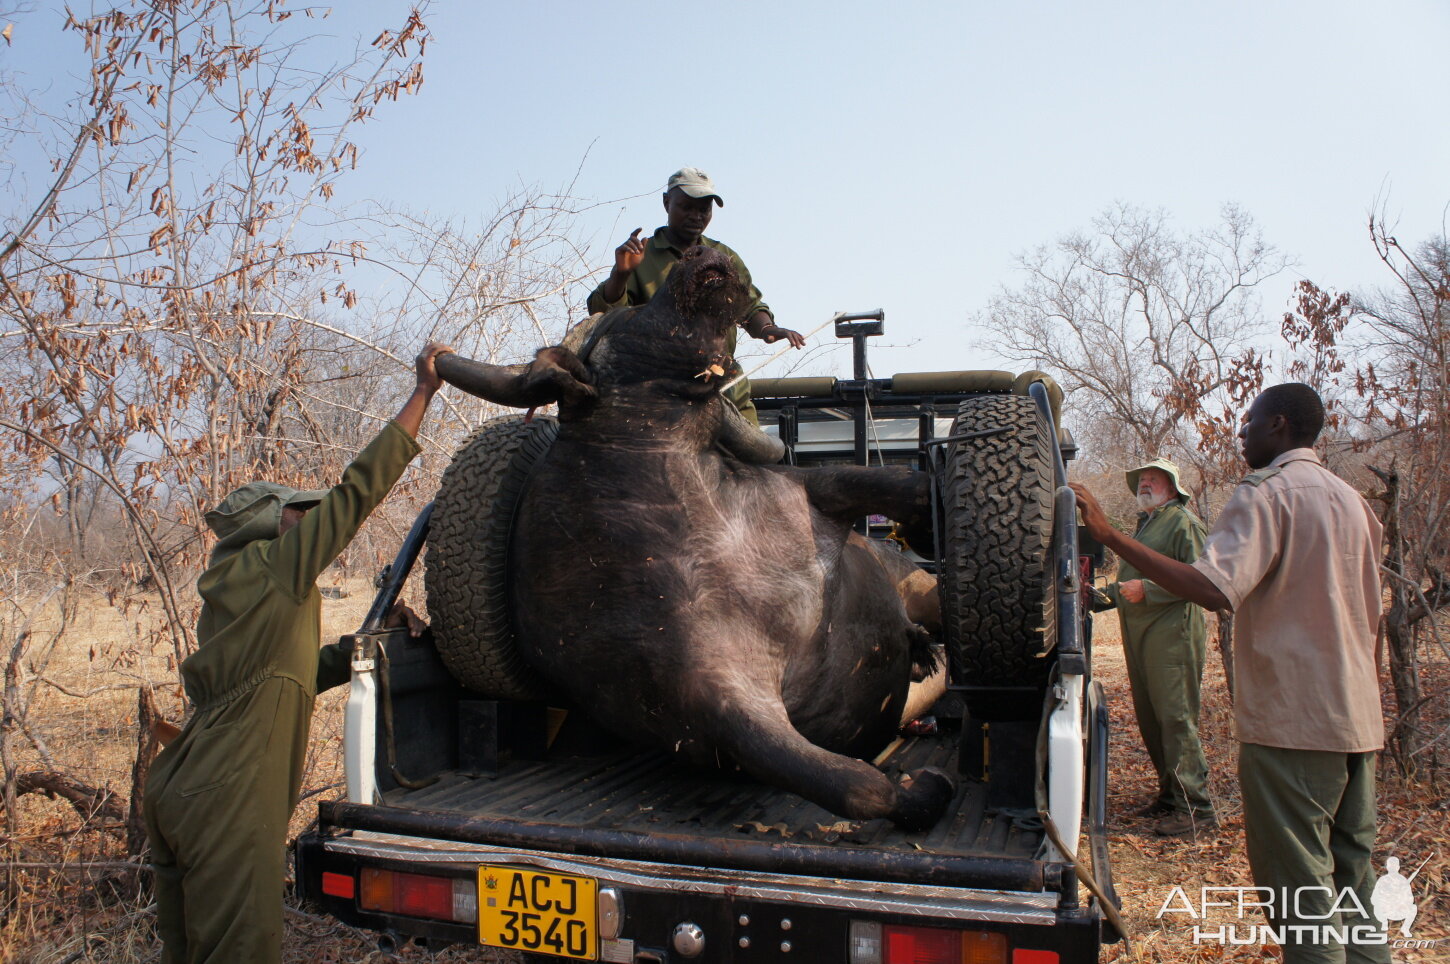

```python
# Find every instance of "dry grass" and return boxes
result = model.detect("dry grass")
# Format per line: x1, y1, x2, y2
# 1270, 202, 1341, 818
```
2, 586, 1447, 962
0, 579, 516, 963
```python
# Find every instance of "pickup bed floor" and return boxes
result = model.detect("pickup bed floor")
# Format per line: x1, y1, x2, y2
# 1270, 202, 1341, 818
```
378, 733, 1043, 861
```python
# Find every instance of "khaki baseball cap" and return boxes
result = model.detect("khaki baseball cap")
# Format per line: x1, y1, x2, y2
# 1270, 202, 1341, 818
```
666, 167, 723, 206
1124, 458, 1192, 502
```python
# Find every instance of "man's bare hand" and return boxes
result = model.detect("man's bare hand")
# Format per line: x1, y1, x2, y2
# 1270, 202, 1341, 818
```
762, 325, 806, 348
416, 341, 453, 395
394, 342, 453, 438
613, 228, 648, 276
1119, 579, 1146, 604
1070, 482, 1114, 543
385, 601, 427, 637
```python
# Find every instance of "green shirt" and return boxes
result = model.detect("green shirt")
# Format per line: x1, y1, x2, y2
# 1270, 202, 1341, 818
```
586, 228, 772, 423
167, 420, 420, 806
585, 228, 773, 358
1106, 499, 1208, 648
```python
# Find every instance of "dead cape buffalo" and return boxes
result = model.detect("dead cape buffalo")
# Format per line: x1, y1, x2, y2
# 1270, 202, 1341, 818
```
432, 246, 954, 830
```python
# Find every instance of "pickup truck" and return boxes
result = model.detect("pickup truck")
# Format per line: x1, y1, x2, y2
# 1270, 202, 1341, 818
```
295, 313, 1121, 963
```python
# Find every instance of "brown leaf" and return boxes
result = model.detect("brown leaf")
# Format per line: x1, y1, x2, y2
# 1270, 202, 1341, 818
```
736, 821, 791, 836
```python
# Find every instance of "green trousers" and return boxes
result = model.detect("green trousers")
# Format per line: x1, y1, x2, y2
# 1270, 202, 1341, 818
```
1123, 624, 1212, 815
145, 679, 309, 964
1239, 744, 1390, 964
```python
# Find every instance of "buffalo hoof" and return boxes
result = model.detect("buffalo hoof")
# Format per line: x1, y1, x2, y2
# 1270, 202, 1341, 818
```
891, 766, 955, 832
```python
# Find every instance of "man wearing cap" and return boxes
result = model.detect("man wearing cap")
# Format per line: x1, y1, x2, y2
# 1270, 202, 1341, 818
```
1073, 384, 1388, 963
1101, 458, 1213, 837
143, 342, 451, 964
587, 167, 804, 425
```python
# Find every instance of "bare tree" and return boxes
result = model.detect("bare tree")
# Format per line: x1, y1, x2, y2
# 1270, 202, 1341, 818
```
0, 7, 611, 893
0, 1, 432, 659
981, 203, 1291, 690
0, 2, 435, 864
1351, 221, 1450, 773
980, 202, 1288, 472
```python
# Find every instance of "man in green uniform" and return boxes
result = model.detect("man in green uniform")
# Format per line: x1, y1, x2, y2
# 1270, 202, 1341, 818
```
1074, 384, 1388, 964
1100, 458, 1212, 837
143, 342, 451, 964
587, 167, 804, 425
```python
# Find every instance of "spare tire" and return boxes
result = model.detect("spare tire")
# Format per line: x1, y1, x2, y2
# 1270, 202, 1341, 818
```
426, 414, 558, 699
938, 393, 1057, 720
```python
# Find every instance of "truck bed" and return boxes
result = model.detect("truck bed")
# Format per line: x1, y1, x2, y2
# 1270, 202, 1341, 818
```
336, 626, 1053, 892
378, 736, 1042, 863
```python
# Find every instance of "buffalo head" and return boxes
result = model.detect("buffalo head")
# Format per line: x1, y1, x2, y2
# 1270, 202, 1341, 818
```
434, 245, 760, 427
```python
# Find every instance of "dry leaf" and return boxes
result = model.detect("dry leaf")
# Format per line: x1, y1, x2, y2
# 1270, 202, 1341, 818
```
737, 821, 791, 837
817, 820, 856, 833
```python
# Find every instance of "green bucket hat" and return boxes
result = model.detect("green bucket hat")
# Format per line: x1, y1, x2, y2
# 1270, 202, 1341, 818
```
204, 481, 329, 563
1124, 458, 1192, 503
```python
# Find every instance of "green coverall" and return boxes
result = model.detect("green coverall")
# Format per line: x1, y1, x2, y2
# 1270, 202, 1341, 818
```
585, 227, 771, 424
1104, 498, 1213, 816
143, 421, 420, 964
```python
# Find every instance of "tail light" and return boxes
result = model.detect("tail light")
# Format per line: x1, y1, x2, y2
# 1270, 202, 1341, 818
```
320, 871, 355, 899
885, 923, 965, 963
359, 867, 477, 923
849, 921, 1011, 964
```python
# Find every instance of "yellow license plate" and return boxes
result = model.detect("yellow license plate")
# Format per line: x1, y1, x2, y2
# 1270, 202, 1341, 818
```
478, 866, 598, 960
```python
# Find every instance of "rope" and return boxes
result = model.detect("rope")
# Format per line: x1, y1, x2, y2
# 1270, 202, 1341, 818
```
719, 312, 845, 392
719, 312, 891, 468
863, 362, 888, 467
1040, 813, 1138, 959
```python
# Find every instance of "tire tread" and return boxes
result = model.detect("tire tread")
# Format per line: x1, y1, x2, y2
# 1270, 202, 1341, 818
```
425, 415, 558, 699
938, 394, 1056, 718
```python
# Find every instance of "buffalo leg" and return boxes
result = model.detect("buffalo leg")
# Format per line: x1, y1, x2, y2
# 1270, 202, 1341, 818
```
704, 684, 953, 831
866, 541, 948, 724
900, 663, 948, 725
801, 466, 931, 532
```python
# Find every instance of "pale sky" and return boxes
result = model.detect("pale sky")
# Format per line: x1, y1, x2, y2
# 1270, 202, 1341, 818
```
8, 0, 1450, 379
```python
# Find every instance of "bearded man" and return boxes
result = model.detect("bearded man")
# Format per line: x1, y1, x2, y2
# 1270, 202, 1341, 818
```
1101, 458, 1213, 836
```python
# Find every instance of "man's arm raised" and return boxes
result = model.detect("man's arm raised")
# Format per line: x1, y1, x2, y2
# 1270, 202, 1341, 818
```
1071, 482, 1230, 612
395, 341, 451, 437
595, 227, 647, 307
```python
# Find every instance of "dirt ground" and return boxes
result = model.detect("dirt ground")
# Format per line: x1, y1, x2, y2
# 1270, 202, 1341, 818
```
1, 584, 1447, 963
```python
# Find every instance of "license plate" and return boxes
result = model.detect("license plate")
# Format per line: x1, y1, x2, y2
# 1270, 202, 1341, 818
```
478, 865, 598, 960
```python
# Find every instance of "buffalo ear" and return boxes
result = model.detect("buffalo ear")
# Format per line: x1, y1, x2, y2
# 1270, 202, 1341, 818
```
530, 347, 597, 410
